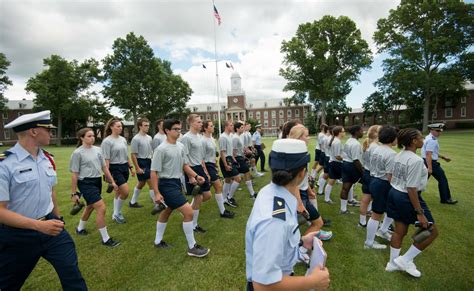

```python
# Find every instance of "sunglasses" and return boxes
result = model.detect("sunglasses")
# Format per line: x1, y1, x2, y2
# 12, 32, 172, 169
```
171, 128, 182, 132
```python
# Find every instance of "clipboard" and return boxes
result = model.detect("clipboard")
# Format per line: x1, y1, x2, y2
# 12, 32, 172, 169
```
305, 237, 327, 276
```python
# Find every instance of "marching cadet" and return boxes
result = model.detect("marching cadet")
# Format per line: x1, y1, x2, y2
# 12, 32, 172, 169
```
152, 119, 167, 150
324, 126, 345, 207
70, 128, 120, 247
244, 123, 263, 177
386, 128, 438, 278
219, 121, 241, 208
245, 138, 330, 290
130, 118, 162, 215
233, 121, 258, 199
150, 119, 210, 257
0, 110, 87, 290
101, 118, 135, 224
201, 120, 235, 218
365, 126, 398, 249
421, 123, 457, 204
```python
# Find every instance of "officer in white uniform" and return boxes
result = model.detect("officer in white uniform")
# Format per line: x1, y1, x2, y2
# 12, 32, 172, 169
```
0, 110, 87, 290
245, 139, 330, 290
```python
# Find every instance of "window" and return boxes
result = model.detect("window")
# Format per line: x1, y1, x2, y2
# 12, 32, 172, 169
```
272, 129, 277, 136
2, 112, 8, 120
279, 110, 284, 118
295, 109, 300, 117
264, 120, 268, 127
207, 106, 212, 111
445, 108, 452, 118
287, 109, 292, 118
206, 114, 210, 120
445, 100, 452, 107
256, 111, 261, 119
279, 119, 285, 126
249, 112, 254, 119
461, 96, 466, 103
264, 111, 268, 119
461, 106, 466, 117
213, 114, 217, 120
271, 110, 276, 118
272, 119, 276, 126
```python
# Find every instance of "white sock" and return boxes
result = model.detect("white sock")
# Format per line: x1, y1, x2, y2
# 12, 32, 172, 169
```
215, 193, 225, 214
77, 219, 87, 231
380, 215, 394, 233
359, 214, 367, 226
192, 210, 200, 228
228, 181, 239, 199
245, 180, 255, 196
402, 245, 422, 262
348, 186, 354, 201
149, 190, 157, 205
113, 198, 120, 216
98, 227, 110, 243
131, 187, 140, 204
340, 199, 348, 212
182, 221, 196, 249
311, 169, 317, 179
318, 174, 326, 194
154, 222, 167, 245
324, 184, 332, 201
223, 182, 231, 199
390, 246, 401, 263
117, 198, 125, 214
368, 201, 373, 212
309, 198, 318, 210
365, 218, 379, 246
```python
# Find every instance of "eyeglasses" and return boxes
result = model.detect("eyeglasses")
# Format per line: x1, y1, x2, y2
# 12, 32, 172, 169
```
171, 128, 182, 132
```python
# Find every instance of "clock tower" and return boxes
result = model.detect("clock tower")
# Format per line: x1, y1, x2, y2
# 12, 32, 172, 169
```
227, 71, 246, 121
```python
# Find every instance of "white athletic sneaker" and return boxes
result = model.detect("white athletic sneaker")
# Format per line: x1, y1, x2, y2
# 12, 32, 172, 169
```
385, 261, 400, 272
394, 257, 421, 278
376, 229, 392, 241
364, 241, 387, 250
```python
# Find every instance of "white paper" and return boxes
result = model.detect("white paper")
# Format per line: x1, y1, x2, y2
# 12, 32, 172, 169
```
305, 237, 327, 276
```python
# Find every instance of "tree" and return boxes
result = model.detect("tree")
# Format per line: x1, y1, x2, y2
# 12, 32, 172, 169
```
280, 15, 372, 124
26, 55, 100, 145
0, 53, 12, 112
374, 0, 473, 132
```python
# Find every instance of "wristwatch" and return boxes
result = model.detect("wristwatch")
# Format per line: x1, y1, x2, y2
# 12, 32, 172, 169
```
415, 209, 424, 215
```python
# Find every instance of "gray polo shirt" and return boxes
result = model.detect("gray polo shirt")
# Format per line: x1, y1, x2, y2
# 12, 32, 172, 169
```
202, 136, 217, 163
328, 137, 343, 163
101, 135, 128, 164
69, 146, 105, 179
180, 131, 204, 167
219, 132, 234, 157
152, 132, 167, 150
342, 137, 362, 163
131, 133, 153, 159
233, 134, 245, 157
370, 144, 397, 180
390, 150, 428, 192
151, 141, 186, 179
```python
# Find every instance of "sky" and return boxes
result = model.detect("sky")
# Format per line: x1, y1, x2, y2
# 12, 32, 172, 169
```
0, 0, 401, 111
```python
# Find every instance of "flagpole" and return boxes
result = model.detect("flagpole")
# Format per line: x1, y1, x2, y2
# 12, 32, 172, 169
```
212, 0, 222, 138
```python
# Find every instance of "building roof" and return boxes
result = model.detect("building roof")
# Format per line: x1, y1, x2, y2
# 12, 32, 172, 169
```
6, 99, 34, 110
187, 98, 310, 112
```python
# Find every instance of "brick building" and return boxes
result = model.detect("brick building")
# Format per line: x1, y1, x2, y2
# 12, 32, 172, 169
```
185, 72, 311, 136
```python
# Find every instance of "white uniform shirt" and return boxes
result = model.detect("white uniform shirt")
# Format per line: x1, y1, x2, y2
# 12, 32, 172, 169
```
342, 137, 362, 162
363, 142, 378, 171
328, 137, 343, 163
370, 145, 397, 180
390, 150, 428, 192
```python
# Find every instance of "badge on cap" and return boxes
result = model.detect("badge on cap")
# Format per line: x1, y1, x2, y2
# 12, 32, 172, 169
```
428, 123, 445, 131
4, 110, 57, 133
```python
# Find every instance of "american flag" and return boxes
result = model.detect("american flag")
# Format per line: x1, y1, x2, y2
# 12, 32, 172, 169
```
213, 5, 221, 25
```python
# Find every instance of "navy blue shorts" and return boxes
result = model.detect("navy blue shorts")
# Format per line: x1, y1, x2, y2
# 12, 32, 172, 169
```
319, 152, 326, 166
136, 158, 151, 181
158, 178, 188, 210
369, 177, 392, 214
342, 161, 362, 184
77, 177, 102, 205
300, 190, 320, 221
109, 163, 129, 187
387, 188, 435, 225
361, 169, 371, 194
205, 162, 219, 182
328, 161, 342, 180
236, 156, 250, 174
323, 156, 330, 174
219, 156, 239, 178
185, 165, 211, 195
315, 149, 322, 164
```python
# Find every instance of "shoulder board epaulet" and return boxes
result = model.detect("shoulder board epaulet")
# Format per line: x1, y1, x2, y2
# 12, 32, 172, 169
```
0, 151, 12, 162
272, 196, 286, 221
43, 149, 56, 171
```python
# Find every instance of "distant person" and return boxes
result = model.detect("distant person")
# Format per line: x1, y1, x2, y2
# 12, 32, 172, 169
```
324, 126, 345, 207
421, 123, 457, 204
152, 119, 167, 150
252, 125, 266, 172
219, 121, 241, 208
233, 121, 258, 199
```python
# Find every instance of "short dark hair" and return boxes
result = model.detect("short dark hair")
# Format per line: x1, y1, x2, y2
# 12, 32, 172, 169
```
155, 119, 163, 132
163, 119, 181, 135
320, 123, 328, 133
271, 166, 306, 186
378, 125, 398, 144
348, 125, 362, 136
137, 117, 150, 128
234, 121, 243, 132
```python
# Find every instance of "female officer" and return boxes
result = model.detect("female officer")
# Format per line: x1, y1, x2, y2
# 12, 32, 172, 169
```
202, 120, 234, 218
70, 128, 120, 247
324, 126, 345, 207
101, 118, 135, 224
339, 125, 364, 215
359, 125, 381, 227
364, 126, 397, 249
245, 138, 330, 290
385, 128, 438, 278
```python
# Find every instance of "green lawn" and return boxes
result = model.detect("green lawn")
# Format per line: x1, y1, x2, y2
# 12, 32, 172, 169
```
4, 130, 474, 290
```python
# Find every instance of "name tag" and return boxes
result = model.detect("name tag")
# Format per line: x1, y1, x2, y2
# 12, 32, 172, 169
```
19, 168, 32, 173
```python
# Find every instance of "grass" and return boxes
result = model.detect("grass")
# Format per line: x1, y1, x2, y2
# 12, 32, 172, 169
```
4, 130, 473, 290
